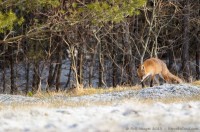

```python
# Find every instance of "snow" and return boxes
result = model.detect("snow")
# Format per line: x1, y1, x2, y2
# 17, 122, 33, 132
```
0, 84, 200, 132
136, 84, 200, 99
1, 101, 200, 132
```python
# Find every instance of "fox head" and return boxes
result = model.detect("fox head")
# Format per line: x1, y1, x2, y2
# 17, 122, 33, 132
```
137, 64, 145, 80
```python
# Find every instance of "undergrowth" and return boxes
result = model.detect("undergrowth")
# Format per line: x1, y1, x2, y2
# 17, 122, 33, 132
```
33, 85, 141, 98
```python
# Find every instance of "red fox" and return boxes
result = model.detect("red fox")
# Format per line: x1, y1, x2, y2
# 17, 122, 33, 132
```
137, 58, 183, 87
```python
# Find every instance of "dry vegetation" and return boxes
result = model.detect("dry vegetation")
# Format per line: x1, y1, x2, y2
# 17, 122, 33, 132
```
34, 81, 200, 98
0, 82, 198, 110
139, 95, 200, 104
0, 81, 199, 110
34, 85, 141, 98
192, 80, 200, 86
2, 94, 200, 111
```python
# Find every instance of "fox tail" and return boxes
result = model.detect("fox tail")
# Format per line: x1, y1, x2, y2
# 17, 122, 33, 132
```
168, 72, 183, 83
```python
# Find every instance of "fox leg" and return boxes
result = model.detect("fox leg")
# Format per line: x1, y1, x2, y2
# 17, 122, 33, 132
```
141, 82, 145, 88
158, 74, 165, 85
141, 73, 151, 82
154, 75, 160, 85
141, 73, 151, 88
150, 75, 155, 87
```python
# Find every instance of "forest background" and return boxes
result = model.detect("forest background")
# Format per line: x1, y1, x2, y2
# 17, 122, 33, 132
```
0, 0, 199, 94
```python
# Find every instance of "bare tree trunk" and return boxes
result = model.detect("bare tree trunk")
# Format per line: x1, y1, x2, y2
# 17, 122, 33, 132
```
196, 38, 200, 80
25, 61, 30, 94
77, 28, 86, 87
32, 62, 40, 93
31, 43, 41, 93
141, 1, 156, 64
47, 61, 54, 91
23, 38, 30, 95
77, 47, 83, 86
98, 41, 103, 87
10, 56, 15, 94
168, 48, 174, 70
55, 63, 62, 91
55, 44, 63, 92
195, 0, 200, 80
69, 46, 79, 88
9, 46, 17, 94
112, 40, 117, 87
88, 61, 93, 87
65, 60, 72, 88
63, 38, 80, 89
2, 54, 6, 93
123, 21, 133, 85
96, 32, 106, 87
46, 33, 55, 92
181, 0, 190, 81
52, 64, 59, 85
89, 44, 98, 87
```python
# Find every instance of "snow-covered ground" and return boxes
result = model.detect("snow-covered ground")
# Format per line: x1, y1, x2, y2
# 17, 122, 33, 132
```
0, 84, 200, 132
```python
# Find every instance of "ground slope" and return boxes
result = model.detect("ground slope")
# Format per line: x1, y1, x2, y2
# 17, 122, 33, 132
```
0, 84, 200, 132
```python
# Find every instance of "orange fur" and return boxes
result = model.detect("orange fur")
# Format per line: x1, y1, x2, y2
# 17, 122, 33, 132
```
137, 58, 183, 87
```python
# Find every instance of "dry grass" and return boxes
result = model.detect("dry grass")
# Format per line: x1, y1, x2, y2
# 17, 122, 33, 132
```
69, 85, 141, 96
191, 80, 200, 86
138, 95, 200, 104
33, 81, 200, 99
2, 100, 97, 110
32, 83, 200, 105
1, 83, 200, 109
2, 94, 200, 110
0, 97, 118, 110
0, 85, 141, 109
33, 85, 141, 98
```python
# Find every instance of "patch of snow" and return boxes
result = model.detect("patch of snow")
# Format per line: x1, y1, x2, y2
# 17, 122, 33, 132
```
0, 84, 200, 131
136, 84, 200, 99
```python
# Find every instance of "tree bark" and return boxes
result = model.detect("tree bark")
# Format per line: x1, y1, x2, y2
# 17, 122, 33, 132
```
96, 32, 106, 87
168, 48, 174, 70
55, 44, 63, 92
9, 46, 17, 94
196, 37, 200, 80
2, 53, 6, 93
65, 60, 72, 88
112, 39, 117, 87
123, 21, 133, 85
25, 61, 30, 94
31, 44, 41, 94
98, 41, 103, 87
32, 62, 40, 93
77, 28, 86, 86
89, 44, 98, 87
181, 0, 190, 81
47, 61, 54, 91
77, 47, 83, 86
195, 0, 200, 80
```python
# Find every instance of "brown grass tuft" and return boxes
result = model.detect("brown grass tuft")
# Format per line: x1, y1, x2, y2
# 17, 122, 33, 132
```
66, 85, 141, 96
33, 85, 141, 98
138, 95, 200, 104
191, 80, 200, 86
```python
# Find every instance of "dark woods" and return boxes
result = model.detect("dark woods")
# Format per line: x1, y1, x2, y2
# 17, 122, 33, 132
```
0, 0, 199, 94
